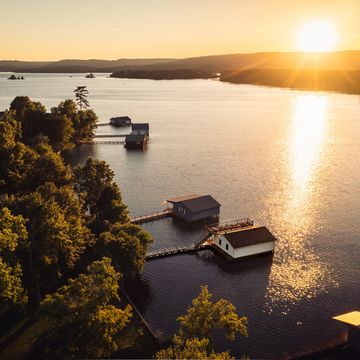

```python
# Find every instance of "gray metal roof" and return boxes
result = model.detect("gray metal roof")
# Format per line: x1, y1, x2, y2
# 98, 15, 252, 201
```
132, 123, 149, 130
111, 116, 131, 121
223, 226, 276, 248
125, 134, 147, 142
167, 194, 221, 213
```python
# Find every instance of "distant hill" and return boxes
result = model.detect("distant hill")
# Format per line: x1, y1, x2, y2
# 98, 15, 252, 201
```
220, 68, 360, 94
0, 58, 177, 73
2, 51, 360, 74
126, 51, 360, 72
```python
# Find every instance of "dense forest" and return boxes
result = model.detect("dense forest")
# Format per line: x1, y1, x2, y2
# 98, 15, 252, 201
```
0, 92, 247, 359
220, 68, 360, 94
110, 69, 217, 80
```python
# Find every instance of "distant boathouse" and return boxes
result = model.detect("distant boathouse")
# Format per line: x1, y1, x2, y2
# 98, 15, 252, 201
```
110, 116, 132, 127
131, 123, 149, 135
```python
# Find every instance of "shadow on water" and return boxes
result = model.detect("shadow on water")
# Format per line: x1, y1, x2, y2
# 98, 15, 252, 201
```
125, 275, 153, 315
62, 145, 98, 166
126, 249, 275, 358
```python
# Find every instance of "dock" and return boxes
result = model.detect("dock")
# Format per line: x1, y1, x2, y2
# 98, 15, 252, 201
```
93, 134, 128, 138
130, 209, 172, 224
80, 140, 125, 145
146, 244, 210, 260
97, 122, 111, 126
207, 217, 253, 234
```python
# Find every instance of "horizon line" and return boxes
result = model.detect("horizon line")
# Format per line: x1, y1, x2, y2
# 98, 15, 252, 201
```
2, 49, 360, 63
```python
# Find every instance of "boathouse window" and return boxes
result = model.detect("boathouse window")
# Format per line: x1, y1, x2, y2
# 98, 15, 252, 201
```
219, 239, 222, 246
226, 244, 229, 251
178, 207, 186, 215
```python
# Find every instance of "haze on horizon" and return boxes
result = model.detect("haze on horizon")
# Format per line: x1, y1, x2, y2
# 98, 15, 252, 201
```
1, 0, 360, 61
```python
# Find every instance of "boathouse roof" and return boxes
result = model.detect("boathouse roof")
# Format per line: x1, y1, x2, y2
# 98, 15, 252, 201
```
223, 226, 276, 248
333, 311, 360, 327
111, 116, 131, 121
132, 123, 149, 130
166, 194, 221, 212
125, 134, 147, 142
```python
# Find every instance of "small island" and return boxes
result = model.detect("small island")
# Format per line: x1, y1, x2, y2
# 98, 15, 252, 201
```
110, 69, 218, 80
8, 74, 25, 80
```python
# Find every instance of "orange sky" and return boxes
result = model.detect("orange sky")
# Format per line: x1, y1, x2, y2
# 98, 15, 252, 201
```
1, 0, 360, 60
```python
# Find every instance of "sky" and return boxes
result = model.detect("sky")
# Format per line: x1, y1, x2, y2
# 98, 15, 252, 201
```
1, 0, 360, 60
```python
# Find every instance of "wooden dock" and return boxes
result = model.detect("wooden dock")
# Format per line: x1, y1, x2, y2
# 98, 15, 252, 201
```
80, 140, 125, 145
97, 122, 111, 127
207, 217, 254, 234
130, 209, 172, 224
146, 244, 210, 260
93, 134, 128, 138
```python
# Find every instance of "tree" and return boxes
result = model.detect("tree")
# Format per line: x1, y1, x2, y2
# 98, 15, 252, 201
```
43, 113, 74, 151
156, 336, 234, 360
178, 286, 248, 341
10, 96, 47, 142
25, 143, 73, 191
7, 183, 92, 308
0, 113, 22, 149
96, 222, 152, 276
0, 208, 28, 311
156, 286, 248, 359
0, 142, 38, 194
74, 158, 129, 233
73, 86, 89, 110
39, 257, 132, 359
51, 99, 97, 144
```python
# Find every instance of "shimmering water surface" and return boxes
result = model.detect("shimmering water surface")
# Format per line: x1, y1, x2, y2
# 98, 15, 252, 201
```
1, 73, 359, 358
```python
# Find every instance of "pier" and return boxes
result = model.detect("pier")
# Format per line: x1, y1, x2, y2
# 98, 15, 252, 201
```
207, 217, 253, 234
80, 140, 125, 145
146, 244, 210, 260
130, 209, 172, 224
97, 122, 111, 126
93, 134, 128, 138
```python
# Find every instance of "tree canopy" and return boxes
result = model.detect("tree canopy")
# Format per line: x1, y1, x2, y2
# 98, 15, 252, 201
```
0, 208, 28, 311
39, 257, 132, 359
156, 336, 234, 360
96, 222, 152, 276
156, 286, 248, 359
178, 285, 248, 341
74, 158, 129, 233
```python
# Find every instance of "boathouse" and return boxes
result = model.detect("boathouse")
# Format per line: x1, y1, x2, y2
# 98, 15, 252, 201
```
166, 194, 220, 223
124, 134, 148, 149
132, 123, 149, 135
214, 226, 276, 259
333, 311, 360, 356
110, 116, 131, 127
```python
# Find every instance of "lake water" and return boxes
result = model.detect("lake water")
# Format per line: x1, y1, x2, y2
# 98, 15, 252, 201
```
1, 73, 359, 358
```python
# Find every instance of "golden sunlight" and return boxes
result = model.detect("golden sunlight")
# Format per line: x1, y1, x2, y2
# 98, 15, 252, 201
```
296, 20, 338, 52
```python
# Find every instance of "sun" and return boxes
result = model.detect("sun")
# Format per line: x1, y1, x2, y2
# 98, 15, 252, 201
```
296, 20, 338, 52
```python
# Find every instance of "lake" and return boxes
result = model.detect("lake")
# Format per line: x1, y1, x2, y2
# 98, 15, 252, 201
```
1, 73, 359, 358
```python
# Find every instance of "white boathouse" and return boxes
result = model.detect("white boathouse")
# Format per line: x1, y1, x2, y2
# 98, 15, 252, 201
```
213, 225, 276, 259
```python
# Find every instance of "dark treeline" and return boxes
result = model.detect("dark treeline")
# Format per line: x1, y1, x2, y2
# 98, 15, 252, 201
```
110, 69, 218, 80
220, 68, 360, 94
0, 94, 153, 358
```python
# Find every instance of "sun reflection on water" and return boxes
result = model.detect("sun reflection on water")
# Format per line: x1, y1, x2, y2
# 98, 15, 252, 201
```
291, 95, 327, 192
264, 94, 338, 313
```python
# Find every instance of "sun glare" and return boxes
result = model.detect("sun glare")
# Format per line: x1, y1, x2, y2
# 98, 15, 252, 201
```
296, 20, 338, 52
